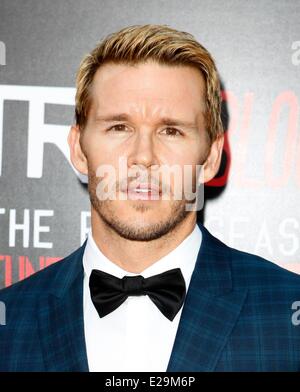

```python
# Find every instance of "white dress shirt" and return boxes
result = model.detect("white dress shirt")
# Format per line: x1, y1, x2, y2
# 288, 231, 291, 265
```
82, 223, 202, 372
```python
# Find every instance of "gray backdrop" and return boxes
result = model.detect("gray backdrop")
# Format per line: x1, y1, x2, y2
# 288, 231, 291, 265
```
0, 0, 300, 289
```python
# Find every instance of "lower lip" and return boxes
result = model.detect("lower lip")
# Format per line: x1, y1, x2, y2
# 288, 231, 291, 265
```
125, 190, 161, 201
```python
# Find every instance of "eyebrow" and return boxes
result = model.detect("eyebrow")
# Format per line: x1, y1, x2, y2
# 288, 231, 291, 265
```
95, 113, 198, 128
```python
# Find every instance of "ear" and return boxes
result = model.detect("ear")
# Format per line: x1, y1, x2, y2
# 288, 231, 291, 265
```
67, 125, 88, 175
202, 133, 224, 183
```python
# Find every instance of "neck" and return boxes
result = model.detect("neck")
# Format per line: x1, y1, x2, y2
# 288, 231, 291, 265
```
90, 208, 197, 274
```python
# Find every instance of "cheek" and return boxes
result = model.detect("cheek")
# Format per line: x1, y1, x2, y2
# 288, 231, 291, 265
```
165, 145, 204, 167
84, 141, 120, 171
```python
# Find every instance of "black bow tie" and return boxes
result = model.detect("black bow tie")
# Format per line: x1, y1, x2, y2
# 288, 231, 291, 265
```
89, 268, 186, 321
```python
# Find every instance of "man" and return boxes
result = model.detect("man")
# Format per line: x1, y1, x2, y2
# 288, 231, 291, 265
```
0, 24, 300, 372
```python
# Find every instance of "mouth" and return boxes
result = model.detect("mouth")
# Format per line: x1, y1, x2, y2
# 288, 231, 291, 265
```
121, 183, 161, 201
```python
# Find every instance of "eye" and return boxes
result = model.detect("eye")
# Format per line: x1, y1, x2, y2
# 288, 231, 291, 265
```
107, 124, 129, 132
161, 127, 182, 137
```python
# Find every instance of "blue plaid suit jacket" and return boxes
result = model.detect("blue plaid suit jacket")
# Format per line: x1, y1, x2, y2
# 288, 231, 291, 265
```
1, 222, 300, 371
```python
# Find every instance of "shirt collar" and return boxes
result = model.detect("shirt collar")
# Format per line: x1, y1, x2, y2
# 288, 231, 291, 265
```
83, 223, 202, 289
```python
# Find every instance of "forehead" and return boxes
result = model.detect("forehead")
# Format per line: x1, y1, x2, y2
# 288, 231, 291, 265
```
90, 61, 206, 117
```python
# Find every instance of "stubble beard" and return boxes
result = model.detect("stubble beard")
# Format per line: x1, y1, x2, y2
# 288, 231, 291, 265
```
87, 169, 192, 242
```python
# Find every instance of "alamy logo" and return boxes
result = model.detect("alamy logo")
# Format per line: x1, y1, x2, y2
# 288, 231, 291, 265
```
0, 301, 6, 325
291, 301, 300, 326
291, 41, 300, 66
0, 41, 5, 66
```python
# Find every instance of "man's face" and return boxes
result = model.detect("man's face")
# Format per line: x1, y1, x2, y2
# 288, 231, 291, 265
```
74, 61, 215, 241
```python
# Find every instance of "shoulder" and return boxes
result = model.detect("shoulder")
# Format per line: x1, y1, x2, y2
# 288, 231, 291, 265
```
227, 245, 300, 294
200, 222, 300, 290
0, 242, 86, 351
0, 241, 86, 304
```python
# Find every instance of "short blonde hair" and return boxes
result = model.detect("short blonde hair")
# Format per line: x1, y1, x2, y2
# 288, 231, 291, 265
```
75, 24, 223, 144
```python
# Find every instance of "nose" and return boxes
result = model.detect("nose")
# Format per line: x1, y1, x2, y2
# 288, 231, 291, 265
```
127, 130, 158, 169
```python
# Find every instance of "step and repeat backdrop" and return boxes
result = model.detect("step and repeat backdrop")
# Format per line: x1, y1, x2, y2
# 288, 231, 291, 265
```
0, 0, 299, 289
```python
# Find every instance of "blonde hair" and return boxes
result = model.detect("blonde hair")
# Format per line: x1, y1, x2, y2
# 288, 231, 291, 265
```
75, 24, 223, 144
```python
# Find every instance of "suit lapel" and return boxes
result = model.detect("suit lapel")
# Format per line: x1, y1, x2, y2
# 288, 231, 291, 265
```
167, 223, 248, 371
37, 241, 89, 371
36, 223, 247, 372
